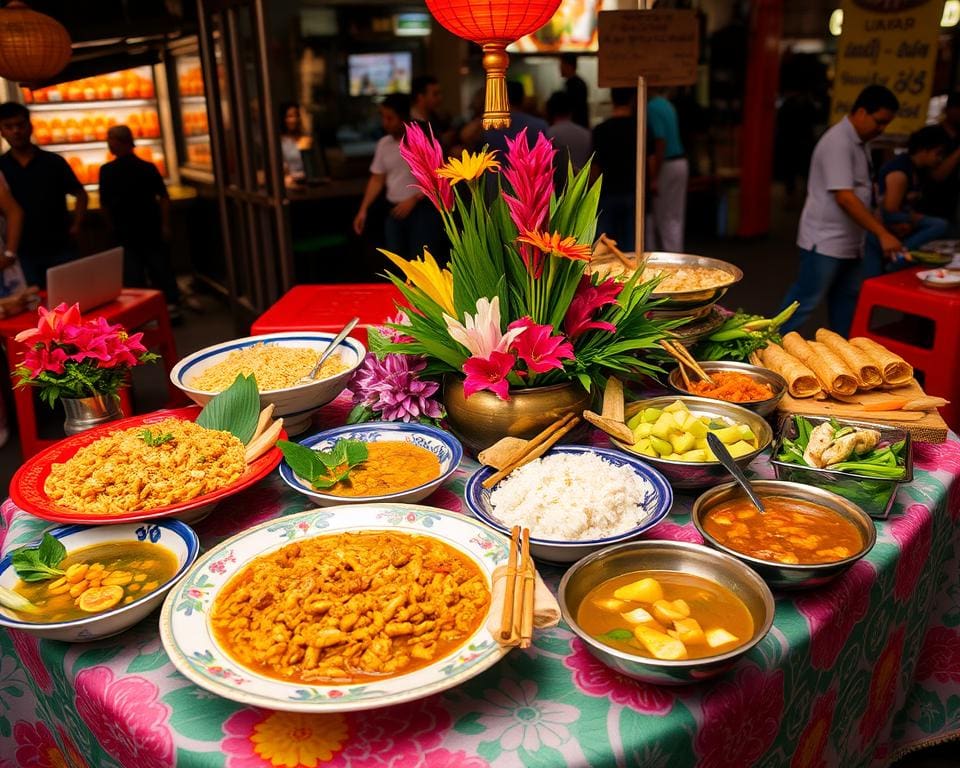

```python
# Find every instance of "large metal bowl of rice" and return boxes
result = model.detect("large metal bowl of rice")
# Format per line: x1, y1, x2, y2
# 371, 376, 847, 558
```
170, 332, 366, 435
464, 445, 673, 564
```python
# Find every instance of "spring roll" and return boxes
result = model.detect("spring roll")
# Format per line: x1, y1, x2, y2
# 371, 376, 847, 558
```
815, 328, 883, 390
849, 337, 914, 386
805, 341, 859, 397
782, 331, 817, 364
759, 343, 821, 398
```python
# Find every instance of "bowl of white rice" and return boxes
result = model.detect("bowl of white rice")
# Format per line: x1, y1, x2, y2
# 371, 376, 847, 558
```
170, 332, 366, 435
464, 446, 673, 563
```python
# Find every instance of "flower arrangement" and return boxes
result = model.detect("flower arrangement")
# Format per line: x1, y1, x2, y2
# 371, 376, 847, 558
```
378, 124, 677, 400
14, 303, 157, 407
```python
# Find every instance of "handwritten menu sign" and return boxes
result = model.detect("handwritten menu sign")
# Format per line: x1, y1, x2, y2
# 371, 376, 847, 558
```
597, 9, 699, 88
831, 0, 941, 135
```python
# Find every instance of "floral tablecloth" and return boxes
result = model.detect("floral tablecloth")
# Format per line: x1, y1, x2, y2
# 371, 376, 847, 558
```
1, 406, 959, 768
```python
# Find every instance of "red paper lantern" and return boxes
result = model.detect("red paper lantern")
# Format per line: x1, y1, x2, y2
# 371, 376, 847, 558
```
425, 0, 562, 128
0, 1, 71, 84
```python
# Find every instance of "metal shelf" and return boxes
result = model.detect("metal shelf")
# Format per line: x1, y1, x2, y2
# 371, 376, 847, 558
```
38, 138, 163, 152
180, 95, 207, 105
28, 98, 157, 112
185, 133, 210, 142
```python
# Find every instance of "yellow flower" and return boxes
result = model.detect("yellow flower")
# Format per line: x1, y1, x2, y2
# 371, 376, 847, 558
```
517, 229, 592, 262
381, 247, 455, 315
437, 149, 500, 184
250, 711, 348, 767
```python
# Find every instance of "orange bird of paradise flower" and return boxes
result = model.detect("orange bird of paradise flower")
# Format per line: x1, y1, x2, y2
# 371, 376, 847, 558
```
517, 229, 592, 262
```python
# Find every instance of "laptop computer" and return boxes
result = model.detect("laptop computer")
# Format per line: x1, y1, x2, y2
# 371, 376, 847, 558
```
46, 247, 124, 312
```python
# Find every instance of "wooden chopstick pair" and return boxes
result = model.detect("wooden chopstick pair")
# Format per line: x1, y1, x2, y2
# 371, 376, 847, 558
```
659, 339, 715, 386
500, 526, 535, 648
598, 233, 635, 269
481, 413, 581, 489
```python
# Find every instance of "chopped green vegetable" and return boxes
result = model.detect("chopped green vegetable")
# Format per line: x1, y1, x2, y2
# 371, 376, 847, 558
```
11, 533, 67, 582
139, 429, 175, 447
600, 628, 635, 642
196, 373, 260, 445
693, 302, 799, 362
278, 438, 369, 491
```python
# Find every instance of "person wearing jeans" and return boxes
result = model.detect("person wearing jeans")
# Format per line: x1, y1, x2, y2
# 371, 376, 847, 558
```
863, 125, 950, 278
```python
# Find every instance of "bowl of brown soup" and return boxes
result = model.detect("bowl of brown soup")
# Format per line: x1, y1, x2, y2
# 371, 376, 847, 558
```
691, 480, 876, 590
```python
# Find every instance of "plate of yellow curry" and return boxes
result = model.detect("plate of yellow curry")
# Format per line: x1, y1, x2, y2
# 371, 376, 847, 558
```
278, 423, 463, 506
160, 503, 510, 712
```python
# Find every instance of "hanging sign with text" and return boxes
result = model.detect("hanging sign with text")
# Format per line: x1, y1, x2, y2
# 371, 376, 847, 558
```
831, 0, 941, 134
597, 9, 699, 88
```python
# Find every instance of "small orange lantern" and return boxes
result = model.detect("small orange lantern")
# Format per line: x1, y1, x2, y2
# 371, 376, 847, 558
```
425, 0, 561, 129
0, 1, 71, 83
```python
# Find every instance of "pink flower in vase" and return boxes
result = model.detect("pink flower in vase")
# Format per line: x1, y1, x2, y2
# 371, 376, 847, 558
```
507, 317, 574, 374
14, 302, 81, 345
443, 297, 525, 360
565, 637, 675, 714
502, 129, 555, 276
399, 122, 454, 211
463, 352, 516, 400
889, 504, 932, 601
21, 344, 69, 377
564, 277, 623, 339
348, 353, 442, 422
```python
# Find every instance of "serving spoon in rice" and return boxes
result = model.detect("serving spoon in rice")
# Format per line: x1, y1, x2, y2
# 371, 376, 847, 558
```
302, 317, 360, 382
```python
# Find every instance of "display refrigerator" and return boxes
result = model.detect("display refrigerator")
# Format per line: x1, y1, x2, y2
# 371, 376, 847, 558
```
171, 51, 213, 182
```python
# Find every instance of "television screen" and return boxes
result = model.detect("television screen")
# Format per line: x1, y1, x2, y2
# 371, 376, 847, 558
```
348, 52, 412, 97
510, 0, 618, 54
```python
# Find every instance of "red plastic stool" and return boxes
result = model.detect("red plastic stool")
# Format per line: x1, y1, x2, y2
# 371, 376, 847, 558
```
251, 283, 406, 346
0, 289, 181, 459
850, 267, 960, 431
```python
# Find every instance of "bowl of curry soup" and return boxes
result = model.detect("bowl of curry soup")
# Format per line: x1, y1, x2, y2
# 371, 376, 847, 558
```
691, 480, 876, 590
0, 520, 198, 642
278, 422, 463, 507
558, 540, 775, 684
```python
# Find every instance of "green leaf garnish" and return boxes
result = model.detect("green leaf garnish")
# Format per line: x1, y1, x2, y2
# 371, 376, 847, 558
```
600, 628, 634, 642
278, 438, 368, 491
139, 429, 175, 447
196, 373, 260, 445
12, 533, 67, 582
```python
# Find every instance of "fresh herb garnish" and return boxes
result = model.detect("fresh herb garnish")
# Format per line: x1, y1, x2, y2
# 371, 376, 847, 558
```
139, 429, 175, 447
278, 438, 369, 490
600, 628, 634, 642
196, 373, 260, 445
11, 533, 67, 582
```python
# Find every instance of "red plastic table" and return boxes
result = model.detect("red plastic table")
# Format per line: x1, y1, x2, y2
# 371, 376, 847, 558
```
0, 289, 181, 459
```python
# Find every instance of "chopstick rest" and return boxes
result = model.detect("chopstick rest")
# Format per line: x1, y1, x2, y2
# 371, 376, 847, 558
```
486, 564, 561, 647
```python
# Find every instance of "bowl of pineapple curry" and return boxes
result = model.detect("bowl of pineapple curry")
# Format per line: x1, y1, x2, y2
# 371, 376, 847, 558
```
559, 540, 774, 684
0, 521, 198, 641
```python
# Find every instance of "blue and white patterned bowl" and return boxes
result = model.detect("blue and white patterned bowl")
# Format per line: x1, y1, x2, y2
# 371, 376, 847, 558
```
465, 445, 674, 563
170, 332, 367, 435
0, 521, 199, 642
279, 422, 463, 507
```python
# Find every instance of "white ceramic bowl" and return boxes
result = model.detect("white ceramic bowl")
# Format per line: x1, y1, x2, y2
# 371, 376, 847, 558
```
279, 422, 463, 507
917, 268, 960, 289
170, 332, 366, 435
0, 521, 199, 642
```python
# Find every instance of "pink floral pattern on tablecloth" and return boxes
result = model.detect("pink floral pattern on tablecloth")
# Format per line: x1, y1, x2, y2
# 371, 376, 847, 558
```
641, 520, 704, 545
13, 720, 85, 768
890, 505, 933, 601
859, 625, 906, 751
913, 440, 960, 475
74, 667, 174, 768
694, 665, 784, 768
564, 637, 674, 714
10, 629, 52, 694
386, 749, 491, 768
796, 559, 876, 670
914, 626, 960, 684
791, 688, 837, 768
222, 710, 349, 768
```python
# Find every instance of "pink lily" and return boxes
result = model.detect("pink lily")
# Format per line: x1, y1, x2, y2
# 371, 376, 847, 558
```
399, 122, 454, 211
443, 296, 526, 359
564, 277, 624, 339
463, 351, 516, 400
21, 344, 69, 377
502, 129, 556, 277
507, 317, 574, 374
14, 302, 82, 345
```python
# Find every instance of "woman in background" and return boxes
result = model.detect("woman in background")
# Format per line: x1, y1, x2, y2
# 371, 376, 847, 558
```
279, 102, 312, 186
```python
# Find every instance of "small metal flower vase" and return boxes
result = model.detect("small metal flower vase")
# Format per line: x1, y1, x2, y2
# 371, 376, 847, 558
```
61, 394, 123, 436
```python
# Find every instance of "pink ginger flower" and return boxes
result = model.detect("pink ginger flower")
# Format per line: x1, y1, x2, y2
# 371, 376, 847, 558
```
507, 317, 574, 374
348, 352, 443, 422
463, 350, 517, 400
564, 277, 624, 339
21, 344, 69, 377
502, 129, 556, 277
443, 296, 526, 359
14, 302, 82, 345
399, 121, 454, 211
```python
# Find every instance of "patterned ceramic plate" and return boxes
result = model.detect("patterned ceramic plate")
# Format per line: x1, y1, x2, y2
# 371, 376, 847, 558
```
9, 407, 285, 525
159, 503, 511, 712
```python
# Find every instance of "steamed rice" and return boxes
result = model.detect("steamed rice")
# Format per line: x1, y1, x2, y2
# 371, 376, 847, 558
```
189, 343, 349, 392
489, 453, 655, 540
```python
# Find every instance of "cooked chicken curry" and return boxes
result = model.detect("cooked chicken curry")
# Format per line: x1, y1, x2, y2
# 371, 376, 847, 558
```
211, 532, 490, 684
703, 495, 864, 565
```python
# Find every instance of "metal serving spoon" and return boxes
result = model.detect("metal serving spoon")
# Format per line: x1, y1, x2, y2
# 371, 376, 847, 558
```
707, 432, 766, 513
303, 317, 360, 382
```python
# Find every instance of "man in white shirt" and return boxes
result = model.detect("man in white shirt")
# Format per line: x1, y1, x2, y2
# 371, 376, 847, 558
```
781, 85, 901, 336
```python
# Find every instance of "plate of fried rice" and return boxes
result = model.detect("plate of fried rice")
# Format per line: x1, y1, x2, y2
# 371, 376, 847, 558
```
10, 407, 285, 525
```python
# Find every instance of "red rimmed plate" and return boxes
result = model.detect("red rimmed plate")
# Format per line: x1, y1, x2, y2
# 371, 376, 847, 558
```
10, 406, 284, 525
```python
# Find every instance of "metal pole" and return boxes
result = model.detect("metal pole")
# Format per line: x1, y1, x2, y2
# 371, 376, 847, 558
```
636, 0, 648, 257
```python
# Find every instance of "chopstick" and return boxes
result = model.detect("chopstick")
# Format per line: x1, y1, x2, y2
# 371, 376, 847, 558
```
599, 233, 635, 269
482, 414, 581, 489
519, 529, 535, 648
659, 339, 715, 386
500, 525, 520, 642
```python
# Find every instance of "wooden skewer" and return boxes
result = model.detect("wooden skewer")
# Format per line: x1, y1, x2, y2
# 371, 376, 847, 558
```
659, 339, 696, 385
500, 525, 520, 641
672, 341, 714, 385
599, 233, 635, 269
482, 416, 581, 489
519, 528, 535, 649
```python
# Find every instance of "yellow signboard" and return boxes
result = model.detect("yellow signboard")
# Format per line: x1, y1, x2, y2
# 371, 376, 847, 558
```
832, 0, 942, 135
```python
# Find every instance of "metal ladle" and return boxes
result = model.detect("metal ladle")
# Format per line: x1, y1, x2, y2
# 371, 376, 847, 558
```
303, 317, 360, 381
706, 432, 766, 513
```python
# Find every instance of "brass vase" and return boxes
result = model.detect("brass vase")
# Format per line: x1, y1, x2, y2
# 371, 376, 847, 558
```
61, 393, 123, 435
442, 376, 592, 455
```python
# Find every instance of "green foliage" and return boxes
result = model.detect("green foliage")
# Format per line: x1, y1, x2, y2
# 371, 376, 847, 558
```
195, 373, 261, 445
278, 438, 369, 490
11, 533, 66, 582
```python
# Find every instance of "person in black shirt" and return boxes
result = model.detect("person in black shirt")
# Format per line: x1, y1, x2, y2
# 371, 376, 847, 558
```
0, 102, 87, 288
560, 54, 590, 129
918, 92, 960, 229
99, 125, 181, 312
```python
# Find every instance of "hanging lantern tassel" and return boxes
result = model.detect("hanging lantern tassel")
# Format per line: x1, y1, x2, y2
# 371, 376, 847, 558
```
0, 1, 72, 83
425, 0, 562, 130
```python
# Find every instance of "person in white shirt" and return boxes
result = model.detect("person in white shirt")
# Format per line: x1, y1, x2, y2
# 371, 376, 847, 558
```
546, 91, 591, 191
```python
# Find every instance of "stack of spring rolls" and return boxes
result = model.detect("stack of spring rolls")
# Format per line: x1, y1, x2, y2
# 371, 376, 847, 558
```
757, 330, 914, 399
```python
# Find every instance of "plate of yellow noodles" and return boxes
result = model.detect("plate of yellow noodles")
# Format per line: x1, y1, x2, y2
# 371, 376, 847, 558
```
160, 503, 510, 712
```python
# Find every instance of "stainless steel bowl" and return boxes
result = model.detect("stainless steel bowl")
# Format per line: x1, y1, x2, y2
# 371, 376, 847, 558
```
615, 396, 773, 490
691, 480, 877, 590
667, 360, 788, 418
769, 414, 913, 519
559, 540, 775, 685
